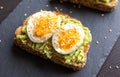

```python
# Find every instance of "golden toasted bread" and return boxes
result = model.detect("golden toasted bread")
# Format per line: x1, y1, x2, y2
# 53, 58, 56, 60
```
14, 11, 92, 70
60, 0, 118, 12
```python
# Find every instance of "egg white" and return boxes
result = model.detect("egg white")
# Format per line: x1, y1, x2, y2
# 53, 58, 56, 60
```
52, 23, 85, 54
26, 11, 61, 43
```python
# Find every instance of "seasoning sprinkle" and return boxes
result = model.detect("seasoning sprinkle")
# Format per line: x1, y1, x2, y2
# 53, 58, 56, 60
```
109, 66, 112, 69
104, 36, 107, 39
46, 5, 49, 7
115, 66, 119, 69
109, 29, 112, 32
0, 6, 4, 9
101, 14, 104, 16
24, 13, 27, 16
96, 41, 99, 44
69, 11, 72, 14
60, 8, 63, 11
54, 7, 59, 11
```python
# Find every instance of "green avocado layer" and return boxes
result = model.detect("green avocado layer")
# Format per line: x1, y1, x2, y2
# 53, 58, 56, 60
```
15, 15, 92, 64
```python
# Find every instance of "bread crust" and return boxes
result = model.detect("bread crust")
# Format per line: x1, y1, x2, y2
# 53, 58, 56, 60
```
14, 12, 91, 70
60, 0, 118, 12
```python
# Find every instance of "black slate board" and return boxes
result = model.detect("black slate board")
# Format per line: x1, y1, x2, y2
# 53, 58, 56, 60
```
0, 0, 120, 77
97, 36, 120, 77
0, 0, 22, 23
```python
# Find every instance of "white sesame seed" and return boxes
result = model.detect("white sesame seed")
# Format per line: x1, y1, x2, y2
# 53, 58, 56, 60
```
115, 66, 119, 69
104, 36, 107, 39
0, 6, 4, 9
101, 14, 104, 16
96, 41, 99, 44
46, 5, 49, 7
69, 11, 72, 14
109, 66, 112, 69
24, 13, 27, 16
109, 29, 112, 32
0, 40, 1, 42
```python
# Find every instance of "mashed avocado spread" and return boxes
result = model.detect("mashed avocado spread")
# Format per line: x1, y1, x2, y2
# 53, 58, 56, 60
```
16, 15, 92, 64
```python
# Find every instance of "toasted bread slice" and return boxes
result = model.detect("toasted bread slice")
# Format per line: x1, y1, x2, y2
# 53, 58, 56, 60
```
14, 11, 91, 70
60, 0, 118, 12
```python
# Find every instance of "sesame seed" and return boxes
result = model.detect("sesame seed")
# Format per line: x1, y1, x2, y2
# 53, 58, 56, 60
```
46, 5, 49, 7
0, 6, 4, 9
24, 13, 27, 16
69, 11, 72, 14
0, 40, 1, 43
109, 66, 112, 69
96, 41, 99, 44
115, 66, 119, 69
101, 14, 104, 16
104, 36, 107, 39
109, 29, 112, 32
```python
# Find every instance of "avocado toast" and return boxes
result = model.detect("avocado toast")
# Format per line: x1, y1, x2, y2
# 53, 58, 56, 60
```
14, 11, 92, 70
60, 0, 118, 12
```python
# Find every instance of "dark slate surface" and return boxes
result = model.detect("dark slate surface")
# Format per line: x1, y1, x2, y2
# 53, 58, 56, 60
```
0, 0, 22, 23
97, 36, 120, 77
0, 0, 120, 77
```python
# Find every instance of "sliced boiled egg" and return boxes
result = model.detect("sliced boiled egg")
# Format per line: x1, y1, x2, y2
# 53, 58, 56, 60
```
27, 11, 61, 43
52, 23, 85, 54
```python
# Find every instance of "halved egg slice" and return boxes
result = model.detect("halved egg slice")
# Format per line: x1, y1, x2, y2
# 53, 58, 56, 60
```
52, 23, 85, 54
27, 11, 61, 43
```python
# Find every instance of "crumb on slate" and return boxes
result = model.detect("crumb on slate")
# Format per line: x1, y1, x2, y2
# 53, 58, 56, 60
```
109, 29, 112, 32
69, 11, 72, 14
60, 8, 63, 11
54, 6, 59, 12
104, 36, 107, 39
109, 66, 112, 69
46, 5, 49, 7
96, 41, 99, 44
101, 14, 105, 16
115, 66, 119, 69
0, 6, 4, 10
24, 13, 27, 16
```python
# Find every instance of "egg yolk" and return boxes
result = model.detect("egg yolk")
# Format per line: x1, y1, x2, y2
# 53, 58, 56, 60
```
33, 15, 58, 37
58, 29, 80, 51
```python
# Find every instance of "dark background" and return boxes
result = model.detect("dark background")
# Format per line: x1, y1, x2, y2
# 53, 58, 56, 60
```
0, 0, 120, 77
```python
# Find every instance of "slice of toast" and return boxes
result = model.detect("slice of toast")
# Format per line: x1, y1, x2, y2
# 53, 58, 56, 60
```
14, 11, 91, 70
60, 0, 118, 12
